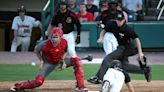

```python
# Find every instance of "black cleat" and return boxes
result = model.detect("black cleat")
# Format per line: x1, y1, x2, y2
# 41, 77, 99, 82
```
87, 76, 101, 84
144, 66, 152, 82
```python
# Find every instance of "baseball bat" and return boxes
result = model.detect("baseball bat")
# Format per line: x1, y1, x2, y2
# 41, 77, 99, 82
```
81, 54, 93, 62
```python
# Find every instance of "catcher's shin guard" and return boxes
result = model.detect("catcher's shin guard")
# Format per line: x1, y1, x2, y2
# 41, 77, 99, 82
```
71, 57, 85, 88
15, 75, 44, 90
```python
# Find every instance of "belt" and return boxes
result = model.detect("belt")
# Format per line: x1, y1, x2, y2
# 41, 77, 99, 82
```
17, 35, 29, 37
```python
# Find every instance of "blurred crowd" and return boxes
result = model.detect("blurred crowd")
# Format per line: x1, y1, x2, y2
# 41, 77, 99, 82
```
57, 0, 144, 22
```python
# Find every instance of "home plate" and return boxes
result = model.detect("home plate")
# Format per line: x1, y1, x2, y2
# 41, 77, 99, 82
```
88, 91, 99, 92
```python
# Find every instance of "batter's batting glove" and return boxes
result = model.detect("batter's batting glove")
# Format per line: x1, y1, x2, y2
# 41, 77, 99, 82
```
75, 35, 80, 44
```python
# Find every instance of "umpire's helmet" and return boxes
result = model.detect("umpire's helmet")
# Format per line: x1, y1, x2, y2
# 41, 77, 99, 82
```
17, 5, 26, 12
110, 60, 122, 69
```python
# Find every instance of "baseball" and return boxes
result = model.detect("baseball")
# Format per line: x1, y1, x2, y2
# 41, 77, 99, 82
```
31, 62, 36, 66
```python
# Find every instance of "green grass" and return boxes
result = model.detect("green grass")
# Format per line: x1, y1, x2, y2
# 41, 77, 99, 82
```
0, 64, 164, 81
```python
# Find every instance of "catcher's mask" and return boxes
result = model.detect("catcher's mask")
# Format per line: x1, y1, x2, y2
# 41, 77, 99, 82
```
110, 60, 122, 69
50, 27, 63, 44
51, 27, 63, 37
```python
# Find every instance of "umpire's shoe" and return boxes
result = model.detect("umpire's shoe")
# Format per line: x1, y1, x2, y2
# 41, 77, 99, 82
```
143, 66, 152, 82
87, 76, 101, 84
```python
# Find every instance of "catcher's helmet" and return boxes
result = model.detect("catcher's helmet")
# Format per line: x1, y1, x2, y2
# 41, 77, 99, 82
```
17, 5, 26, 12
51, 27, 63, 37
110, 60, 122, 69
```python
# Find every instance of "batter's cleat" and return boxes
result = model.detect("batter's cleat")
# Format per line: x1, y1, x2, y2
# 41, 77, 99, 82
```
87, 76, 101, 84
143, 66, 152, 82
75, 87, 88, 92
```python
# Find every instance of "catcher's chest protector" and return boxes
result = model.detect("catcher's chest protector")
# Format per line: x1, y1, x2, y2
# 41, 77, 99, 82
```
42, 39, 67, 64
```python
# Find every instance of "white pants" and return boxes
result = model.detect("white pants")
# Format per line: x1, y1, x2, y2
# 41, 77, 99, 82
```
103, 68, 125, 92
10, 36, 30, 52
103, 32, 118, 55
63, 32, 77, 57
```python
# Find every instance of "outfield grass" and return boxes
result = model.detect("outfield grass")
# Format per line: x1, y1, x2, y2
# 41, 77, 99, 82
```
0, 64, 164, 81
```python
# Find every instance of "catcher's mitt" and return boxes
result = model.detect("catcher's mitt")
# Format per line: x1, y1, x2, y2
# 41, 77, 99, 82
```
55, 60, 67, 71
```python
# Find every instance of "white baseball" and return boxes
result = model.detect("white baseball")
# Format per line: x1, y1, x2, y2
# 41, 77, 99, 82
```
31, 62, 36, 66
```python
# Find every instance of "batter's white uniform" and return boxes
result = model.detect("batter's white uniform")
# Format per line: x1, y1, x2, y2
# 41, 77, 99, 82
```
11, 15, 40, 52
62, 32, 77, 57
103, 30, 118, 55
103, 68, 125, 92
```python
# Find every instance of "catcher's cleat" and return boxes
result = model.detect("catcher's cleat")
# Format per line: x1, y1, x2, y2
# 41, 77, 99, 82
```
87, 76, 101, 84
75, 87, 88, 92
10, 87, 22, 92
143, 66, 152, 82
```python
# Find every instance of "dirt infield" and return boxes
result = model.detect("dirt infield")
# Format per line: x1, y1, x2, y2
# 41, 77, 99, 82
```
0, 80, 164, 92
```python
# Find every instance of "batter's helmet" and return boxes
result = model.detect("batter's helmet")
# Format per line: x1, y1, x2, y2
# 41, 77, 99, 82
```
51, 27, 63, 37
17, 5, 26, 12
110, 60, 122, 69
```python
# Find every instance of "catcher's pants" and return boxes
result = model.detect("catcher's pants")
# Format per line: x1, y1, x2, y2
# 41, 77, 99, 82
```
37, 57, 85, 88
103, 68, 125, 92
96, 46, 144, 80
63, 32, 77, 57
10, 36, 30, 52
103, 32, 118, 55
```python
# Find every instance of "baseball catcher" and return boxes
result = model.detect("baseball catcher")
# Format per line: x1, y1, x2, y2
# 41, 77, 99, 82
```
10, 27, 88, 92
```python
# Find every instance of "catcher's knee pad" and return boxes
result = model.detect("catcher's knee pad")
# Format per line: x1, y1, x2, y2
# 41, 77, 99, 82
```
102, 80, 110, 92
71, 57, 82, 68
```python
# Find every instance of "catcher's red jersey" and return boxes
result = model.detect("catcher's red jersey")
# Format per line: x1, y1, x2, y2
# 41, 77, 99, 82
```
42, 38, 67, 64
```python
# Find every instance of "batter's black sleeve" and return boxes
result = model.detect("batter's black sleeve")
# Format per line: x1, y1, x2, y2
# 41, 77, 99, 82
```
122, 70, 131, 83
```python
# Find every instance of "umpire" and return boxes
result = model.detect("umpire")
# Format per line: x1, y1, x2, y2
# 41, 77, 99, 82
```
47, 1, 81, 57
88, 0, 151, 84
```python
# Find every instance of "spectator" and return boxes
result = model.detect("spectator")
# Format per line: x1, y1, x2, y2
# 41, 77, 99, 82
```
10, 5, 41, 52
68, 0, 80, 14
86, 0, 99, 20
122, 0, 144, 21
77, 3, 94, 22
